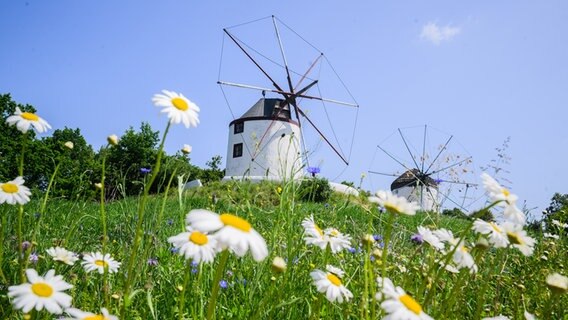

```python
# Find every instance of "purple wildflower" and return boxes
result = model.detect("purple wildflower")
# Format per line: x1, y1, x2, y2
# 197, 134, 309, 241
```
170, 247, 180, 254
147, 258, 158, 266
411, 233, 424, 245
348, 247, 357, 254
140, 167, 151, 174
21, 241, 31, 250
29, 252, 39, 263
219, 280, 228, 289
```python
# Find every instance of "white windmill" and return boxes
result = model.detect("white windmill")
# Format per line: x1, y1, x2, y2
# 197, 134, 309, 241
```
218, 16, 359, 182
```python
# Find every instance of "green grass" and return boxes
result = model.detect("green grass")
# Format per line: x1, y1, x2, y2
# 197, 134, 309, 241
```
1, 180, 567, 319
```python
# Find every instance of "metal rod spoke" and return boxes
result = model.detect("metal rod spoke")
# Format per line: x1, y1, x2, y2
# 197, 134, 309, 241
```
424, 135, 453, 174
398, 128, 421, 170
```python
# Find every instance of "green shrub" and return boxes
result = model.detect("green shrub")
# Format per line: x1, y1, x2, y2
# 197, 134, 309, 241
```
298, 177, 332, 203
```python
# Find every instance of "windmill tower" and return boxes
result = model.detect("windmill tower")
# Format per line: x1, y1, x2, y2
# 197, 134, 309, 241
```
391, 169, 439, 211
224, 97, 303, 181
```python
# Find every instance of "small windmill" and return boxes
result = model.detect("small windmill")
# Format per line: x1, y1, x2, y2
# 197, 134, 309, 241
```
218, 16, 359, 181
369, 125, 479, 212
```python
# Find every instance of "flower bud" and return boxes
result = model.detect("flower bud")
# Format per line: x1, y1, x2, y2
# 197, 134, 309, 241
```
271, 256, 287, 273
107, 134, 119, 146
182, 144, 192, 154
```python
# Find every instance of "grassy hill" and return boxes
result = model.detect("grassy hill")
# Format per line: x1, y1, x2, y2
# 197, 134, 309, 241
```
1, 179, 567, 319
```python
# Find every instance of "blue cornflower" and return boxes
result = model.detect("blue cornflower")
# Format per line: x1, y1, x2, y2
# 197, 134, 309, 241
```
140, 167, 151, 174
219, 280, 228, 289
307, 166, 321, 177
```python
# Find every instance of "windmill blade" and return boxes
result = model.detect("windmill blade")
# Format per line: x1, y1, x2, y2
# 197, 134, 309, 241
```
424, 135, 453, 174
398, 128, 421, 171
292, 100, 349, 165
368, 171, 400, 177
223, 28, 287, 93
436, 179, 479, 187
421, 125, 427, 172
377, 144, 415, 173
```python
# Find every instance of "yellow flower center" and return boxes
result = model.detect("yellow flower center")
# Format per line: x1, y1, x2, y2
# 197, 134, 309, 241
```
220, 213, 251, 232
502, 189, 510, 197
84, 315, 106, 320
31, 282, 53, 297
189, 231, 209, 245
1, 183, 18, 193
95, 260, 108, 267
399, 294, 423, 315
507, 232, 524, 245
384, 204, 401, 214
171, 97, 189, 111
21, 112, 39, 121
329, 229, 339, 236
327, 273, 342, 286
490, 222, 503, 233
315, 225, 323, 236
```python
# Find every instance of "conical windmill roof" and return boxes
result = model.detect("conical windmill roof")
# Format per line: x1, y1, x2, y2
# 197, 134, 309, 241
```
390, 169, 438, 191
238, 98, 291, 119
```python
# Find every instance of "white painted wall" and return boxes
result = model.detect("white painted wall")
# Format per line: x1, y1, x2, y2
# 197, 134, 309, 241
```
224, 119, 303, 181
392, 185, 439, 212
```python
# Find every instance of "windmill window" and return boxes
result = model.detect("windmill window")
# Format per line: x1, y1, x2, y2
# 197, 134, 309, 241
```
234, 122, 244, 134
233, 143, 243, 158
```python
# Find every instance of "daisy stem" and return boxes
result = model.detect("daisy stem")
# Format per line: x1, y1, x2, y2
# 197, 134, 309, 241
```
99, 151, 111, 309
179, 259, 193, 320
25, 161, 61, 272
17, 133, 28, 283
0, 213, 7, 283
543, 292, 556, 319
121, 122, 171, 318
440, 250, 483, 318
380, 211, 396, 280
206, 250, 230, 320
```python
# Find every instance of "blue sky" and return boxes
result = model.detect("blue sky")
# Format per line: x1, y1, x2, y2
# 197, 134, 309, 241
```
1, 1, 567, 216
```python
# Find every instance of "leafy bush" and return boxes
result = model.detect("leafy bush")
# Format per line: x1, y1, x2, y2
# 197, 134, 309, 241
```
442, 207, 469, 220
298, 177, 332, 203
470, 208, 494, 222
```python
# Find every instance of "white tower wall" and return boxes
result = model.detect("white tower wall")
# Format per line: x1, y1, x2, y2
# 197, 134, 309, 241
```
392, 186, 439, 212
224, 119, 302, 181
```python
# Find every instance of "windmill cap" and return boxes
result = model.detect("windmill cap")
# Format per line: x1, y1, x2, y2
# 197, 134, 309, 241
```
390, 169, 439, 191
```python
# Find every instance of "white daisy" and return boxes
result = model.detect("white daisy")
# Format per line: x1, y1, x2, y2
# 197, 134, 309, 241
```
301, 215, 326, 246
544, 232, 559, 240
546, 272, 568, 294
8, 268, 72, 314
501, 222, 536, 256
417, 226, 444, 251
167, 226, 219, 263
472, 219, 509, 248
46, 247, 79, 266
376, 277, 433, 320
323, 227, 352, 253
310, 265, 353, 303
301, 216, 351, 253
433, 229, 477, 273
64, 307, 118, 320
81, 252, 121, 274
186, 209, 268, 262
482, 316, 510, 320
481, 173, 525, 225
375, 190, 421, 215
6, 107, 51, 133
0, 176, 32, 205
524, 311, 536, 320
152, 90, 200, 128
551, 219, 568, 229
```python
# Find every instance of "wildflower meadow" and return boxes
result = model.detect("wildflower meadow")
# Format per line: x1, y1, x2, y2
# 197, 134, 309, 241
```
0, 90, 567, 320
